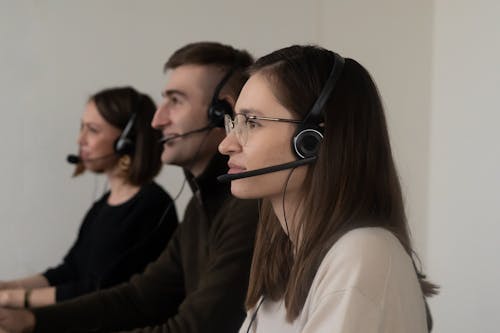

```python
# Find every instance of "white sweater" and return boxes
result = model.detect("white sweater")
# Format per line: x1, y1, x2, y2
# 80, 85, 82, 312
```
240, 227, 428, 333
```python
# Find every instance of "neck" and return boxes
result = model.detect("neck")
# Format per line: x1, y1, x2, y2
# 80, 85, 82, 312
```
188, 152, 213, 178
190, 129, 225, 177
106, 173, 140, 206
186, 138, 222, 178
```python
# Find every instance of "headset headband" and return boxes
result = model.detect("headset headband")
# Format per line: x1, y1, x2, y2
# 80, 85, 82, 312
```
210, 67, 236, 104
302, 52, 345, 126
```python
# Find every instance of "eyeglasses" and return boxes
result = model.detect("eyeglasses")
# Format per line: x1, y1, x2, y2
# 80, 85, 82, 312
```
224, 113, 301, 145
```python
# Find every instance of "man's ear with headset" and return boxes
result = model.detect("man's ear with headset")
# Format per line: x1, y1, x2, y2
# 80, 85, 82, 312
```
206, 92, 235, 147
207, 68, 237, 129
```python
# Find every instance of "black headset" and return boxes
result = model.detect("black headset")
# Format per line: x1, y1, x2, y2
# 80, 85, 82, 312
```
292, 53, 345, 159
114, 112, 136, 155
207, 68, 236, 127
114, 93, 144, 155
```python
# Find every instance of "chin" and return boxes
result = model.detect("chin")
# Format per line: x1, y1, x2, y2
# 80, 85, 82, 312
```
160, 156, 172, 164
86, 167, 105, 174
230, 181, 265, 199
161, 146, 187, 165
160, 151, 177, 165
83, 162, 104, 173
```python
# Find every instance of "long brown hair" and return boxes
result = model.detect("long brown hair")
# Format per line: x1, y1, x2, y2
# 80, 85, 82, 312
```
245, 45, 438, 322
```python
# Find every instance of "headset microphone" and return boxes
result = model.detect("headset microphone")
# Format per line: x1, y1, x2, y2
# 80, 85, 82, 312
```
66, 154, 80, 164
217, 156, 316, 183
158, 125, 213, 144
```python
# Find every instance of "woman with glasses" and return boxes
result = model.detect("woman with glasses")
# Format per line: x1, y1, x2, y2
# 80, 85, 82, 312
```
219, 45, 437, 332
0, 87, 178, 308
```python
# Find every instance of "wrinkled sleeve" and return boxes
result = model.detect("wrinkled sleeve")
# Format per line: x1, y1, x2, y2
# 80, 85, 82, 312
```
33, 199, 258, 333
116, 199, 258, 333
33, 226, 185, 333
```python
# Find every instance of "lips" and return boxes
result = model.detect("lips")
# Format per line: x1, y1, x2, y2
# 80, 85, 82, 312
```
79, 150, 90, 160
227, 161, 246, 174
163, 133, 178, 139
160, 133, 180, 144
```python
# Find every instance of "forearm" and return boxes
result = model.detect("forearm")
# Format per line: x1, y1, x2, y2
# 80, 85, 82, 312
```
27, 287, 55, 308
32, 282, 159, 333
0, 275, 49, 290
0, 287, 54, 309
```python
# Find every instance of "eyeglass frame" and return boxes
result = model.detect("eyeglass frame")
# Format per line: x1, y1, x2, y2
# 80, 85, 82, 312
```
224, 113, 301, 145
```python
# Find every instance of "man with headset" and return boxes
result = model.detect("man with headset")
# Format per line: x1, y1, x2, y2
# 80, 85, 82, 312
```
0, 42, 258, 333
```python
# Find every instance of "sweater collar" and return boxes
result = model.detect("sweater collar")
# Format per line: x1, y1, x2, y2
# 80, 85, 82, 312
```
184, 152, 230, 202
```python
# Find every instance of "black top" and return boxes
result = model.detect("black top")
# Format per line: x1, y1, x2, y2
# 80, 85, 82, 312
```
33, 153, 259, 333
43, 182, 178, 301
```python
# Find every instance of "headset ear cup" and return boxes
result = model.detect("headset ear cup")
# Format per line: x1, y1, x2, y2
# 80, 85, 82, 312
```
208, 99, 233, 128
114, 137, 134, 155
293, 128, 323, 159
114, 111, 137, 155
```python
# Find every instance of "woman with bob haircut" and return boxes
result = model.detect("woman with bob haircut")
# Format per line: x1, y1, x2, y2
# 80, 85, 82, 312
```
219, 45, 437, 332
0, 86, 178, 308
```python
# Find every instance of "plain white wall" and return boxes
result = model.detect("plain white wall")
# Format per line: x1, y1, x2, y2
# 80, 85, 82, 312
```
0, 0, 321, 278
0, 0, 457, 328
427, 1, 500, 332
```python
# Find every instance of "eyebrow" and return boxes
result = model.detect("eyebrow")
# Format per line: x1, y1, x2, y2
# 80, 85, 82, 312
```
239, 108, 264, 116
81, 121, 102, 128
161, 89, 188, 98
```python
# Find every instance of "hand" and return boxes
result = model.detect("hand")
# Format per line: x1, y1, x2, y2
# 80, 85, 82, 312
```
0, 290, 25, 308
0, 307, 35, 333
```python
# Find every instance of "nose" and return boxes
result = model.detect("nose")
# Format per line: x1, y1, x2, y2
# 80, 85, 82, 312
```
77, 127, 86, 146
218, 131, 242, 156
151, 101, 171, 130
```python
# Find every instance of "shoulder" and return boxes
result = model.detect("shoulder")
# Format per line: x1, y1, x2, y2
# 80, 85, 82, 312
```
211, 197, 259, 243
141, 181, 169, 197
218, 197, 259, 227
137, 182, 172, 204
332, 227, 402, 261
310, 227, 411, 305
120, 182, 175, 225
223, 196, 259, 214
326, 227, 406, 277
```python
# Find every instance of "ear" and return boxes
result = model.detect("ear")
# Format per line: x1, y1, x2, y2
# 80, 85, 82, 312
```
220, 93, 237, 110
207, 126, 227, 149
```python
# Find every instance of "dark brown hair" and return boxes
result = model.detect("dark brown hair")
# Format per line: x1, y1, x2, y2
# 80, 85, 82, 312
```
76, 86, 163, 186
164, 41, 253, 103
245, 45, 438, 322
